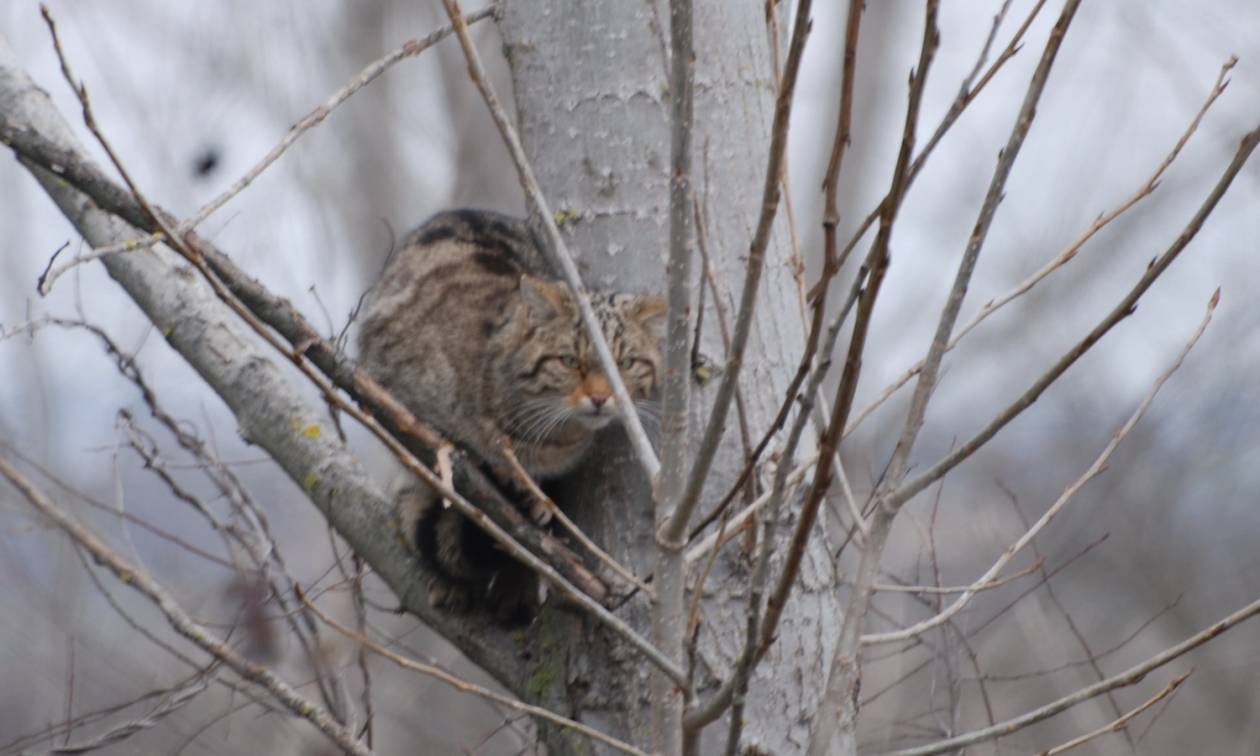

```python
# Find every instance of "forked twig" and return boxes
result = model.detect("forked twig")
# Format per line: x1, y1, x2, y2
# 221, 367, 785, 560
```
1038, 672, 1190, 756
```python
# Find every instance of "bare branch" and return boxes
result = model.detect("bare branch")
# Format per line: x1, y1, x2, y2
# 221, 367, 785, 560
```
892, 121, 1260, 507
865, 288, 1217, 645
846, 54, 1238, 438
883, 589, 1258, 756
0, 455, 374, 756
1038, 672, 1190, 756
498, 437, 654, 597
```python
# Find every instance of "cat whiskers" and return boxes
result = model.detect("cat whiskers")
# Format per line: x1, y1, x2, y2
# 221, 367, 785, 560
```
632, 400, 663, 432
503, 398, 573, 444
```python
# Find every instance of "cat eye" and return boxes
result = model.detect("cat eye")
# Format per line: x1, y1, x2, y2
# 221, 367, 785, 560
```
558, 354, 580, 369
617, 356, 640, 370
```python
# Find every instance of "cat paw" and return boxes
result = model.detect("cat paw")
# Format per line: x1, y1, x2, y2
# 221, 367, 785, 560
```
427, 575, 472, 611
487, 570, 541, 627
528, 497, 554, 526
390, 479, 435, 551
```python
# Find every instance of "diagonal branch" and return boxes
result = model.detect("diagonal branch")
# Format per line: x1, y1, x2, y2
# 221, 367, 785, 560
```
0, 32, 691, 696
891, 119, 1260, 508
884, 590, 1259, 756
1038, 672, 1189, 756
864, 288, 1218, 645
845, 54, 1237, 439
0, 456, 374, 756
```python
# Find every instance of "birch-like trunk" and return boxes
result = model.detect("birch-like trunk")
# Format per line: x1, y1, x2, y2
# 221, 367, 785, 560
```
499, 3, 840, 751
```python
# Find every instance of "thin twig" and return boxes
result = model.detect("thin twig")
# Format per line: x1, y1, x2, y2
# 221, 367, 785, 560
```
34, 7, 496, 296
667, 0, 814, 540
182, 6, 495, 233
846, 54, 1238, 438
891, 121, 1260, 508
883, 599, 1243, 756
1038, 672, 1190, 756
864, 289, 1218, 645
438, 0, 660, 479
299, 590, 649, 756
867, 558, 1043, 595
48, 673, 215, 755
498, 438, 654, 597
0, 455, 374, 756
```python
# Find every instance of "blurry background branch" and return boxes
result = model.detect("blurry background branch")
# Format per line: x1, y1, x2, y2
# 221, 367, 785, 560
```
0, 456, 374, 756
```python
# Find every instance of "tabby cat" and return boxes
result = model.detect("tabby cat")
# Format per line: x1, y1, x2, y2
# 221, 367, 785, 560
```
357, 209, 665, 623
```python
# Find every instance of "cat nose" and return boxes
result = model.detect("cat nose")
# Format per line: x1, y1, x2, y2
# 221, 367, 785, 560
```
585, 375, 613, 410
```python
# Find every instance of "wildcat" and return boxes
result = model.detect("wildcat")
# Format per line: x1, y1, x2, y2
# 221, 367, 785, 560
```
357, 209, 665, 623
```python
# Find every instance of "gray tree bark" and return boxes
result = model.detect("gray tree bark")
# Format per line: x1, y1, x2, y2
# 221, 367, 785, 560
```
499, 2, 841, 752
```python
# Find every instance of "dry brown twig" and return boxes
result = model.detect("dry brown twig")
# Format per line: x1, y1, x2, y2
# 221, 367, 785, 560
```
298, 589, 649, 756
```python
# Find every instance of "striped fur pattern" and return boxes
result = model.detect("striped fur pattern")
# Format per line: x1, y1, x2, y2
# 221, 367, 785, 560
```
357, 209, 665, 623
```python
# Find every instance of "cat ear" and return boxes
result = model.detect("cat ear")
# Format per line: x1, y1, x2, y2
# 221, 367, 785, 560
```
519, 276, 571, 318
628, 295, 667, 341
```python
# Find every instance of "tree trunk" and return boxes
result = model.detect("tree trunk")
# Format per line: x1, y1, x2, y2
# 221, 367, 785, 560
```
499, 2, 840, 752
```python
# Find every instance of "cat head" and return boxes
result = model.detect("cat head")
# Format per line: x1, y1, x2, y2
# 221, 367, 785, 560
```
500, 276, 665, 436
